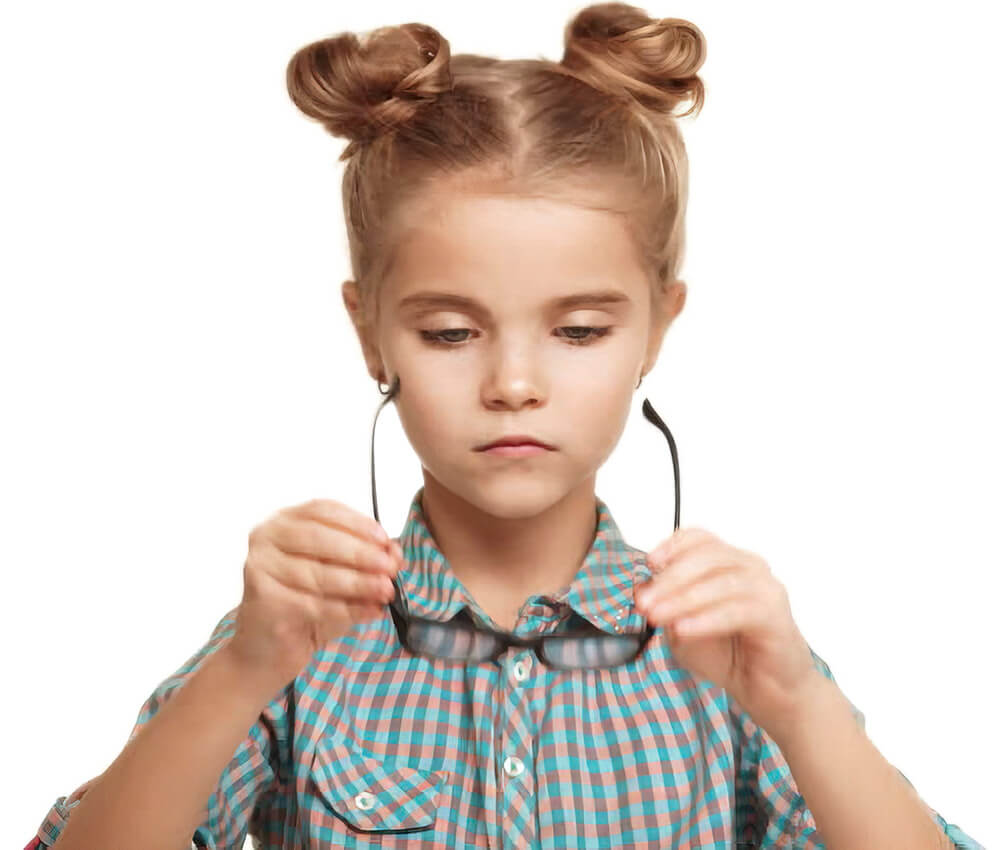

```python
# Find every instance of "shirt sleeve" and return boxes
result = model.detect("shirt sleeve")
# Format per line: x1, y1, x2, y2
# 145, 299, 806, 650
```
731, 645, 985, 849
28, 608, 293, 850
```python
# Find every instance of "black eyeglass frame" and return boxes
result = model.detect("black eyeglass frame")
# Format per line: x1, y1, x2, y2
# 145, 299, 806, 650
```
369, 374, 680, 670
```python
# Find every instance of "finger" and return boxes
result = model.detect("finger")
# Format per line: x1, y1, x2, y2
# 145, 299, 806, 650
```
671, 597, 765, 638
343, 600, 389, 623
259, 540, 396, 603
319, 596, 386, 629
647, 526, 716, 572
270, 514, 398, 576
389, 539, 405, 567
296, 497, 390, 541
641, 566, 749, 626
638, 542, 745, 608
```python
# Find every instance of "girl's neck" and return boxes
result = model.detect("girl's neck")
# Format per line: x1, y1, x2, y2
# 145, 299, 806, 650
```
418, 473, 599, 629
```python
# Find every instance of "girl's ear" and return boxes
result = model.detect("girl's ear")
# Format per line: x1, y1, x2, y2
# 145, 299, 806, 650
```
643, 279, 688, 373
341, 279, 365, 330
669, 280, 688, 317
342, 279, 389, 385
657, 279, 687, 327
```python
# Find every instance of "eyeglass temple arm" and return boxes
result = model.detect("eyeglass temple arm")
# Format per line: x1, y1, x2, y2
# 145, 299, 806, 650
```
370, 378, 678, 534
370, 376, 401, 524
640, 398, 680, 533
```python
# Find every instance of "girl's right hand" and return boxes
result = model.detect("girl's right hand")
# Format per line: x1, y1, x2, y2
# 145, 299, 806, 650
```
224, 498, 402, 692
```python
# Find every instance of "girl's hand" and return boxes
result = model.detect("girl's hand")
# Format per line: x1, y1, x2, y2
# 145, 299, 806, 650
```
634, 527, 820, 736
226, 498, 403, 696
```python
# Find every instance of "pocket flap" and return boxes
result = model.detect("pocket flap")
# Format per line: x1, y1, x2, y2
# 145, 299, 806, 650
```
310, 734, 450, 833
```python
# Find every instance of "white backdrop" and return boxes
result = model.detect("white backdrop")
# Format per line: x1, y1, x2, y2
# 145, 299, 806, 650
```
3, 1, 995, 847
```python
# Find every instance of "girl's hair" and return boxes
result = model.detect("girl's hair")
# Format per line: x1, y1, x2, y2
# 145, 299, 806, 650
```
286, 3, 706, 327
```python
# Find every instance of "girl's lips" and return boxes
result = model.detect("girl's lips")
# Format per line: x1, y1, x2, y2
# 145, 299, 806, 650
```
480, 444, 552, 457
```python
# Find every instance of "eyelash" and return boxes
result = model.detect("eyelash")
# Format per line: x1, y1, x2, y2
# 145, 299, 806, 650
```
419, 326, 613, 348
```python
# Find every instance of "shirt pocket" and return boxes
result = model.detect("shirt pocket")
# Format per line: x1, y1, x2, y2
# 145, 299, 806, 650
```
309, 731, 451, 836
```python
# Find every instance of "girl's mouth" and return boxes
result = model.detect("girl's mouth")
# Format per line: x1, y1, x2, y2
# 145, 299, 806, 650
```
479, 444, 553, 457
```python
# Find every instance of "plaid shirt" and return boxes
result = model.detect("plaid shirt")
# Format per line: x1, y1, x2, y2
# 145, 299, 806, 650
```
28, 487, 982, 849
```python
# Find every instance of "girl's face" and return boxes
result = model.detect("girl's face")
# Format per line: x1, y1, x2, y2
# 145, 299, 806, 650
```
344, 191, 685, 520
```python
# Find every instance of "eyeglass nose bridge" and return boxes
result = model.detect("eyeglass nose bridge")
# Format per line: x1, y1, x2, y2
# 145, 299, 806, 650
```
474, 622, 659, 670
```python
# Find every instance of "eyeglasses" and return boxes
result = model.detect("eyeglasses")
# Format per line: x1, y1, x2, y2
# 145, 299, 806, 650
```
369, 375, 680, 670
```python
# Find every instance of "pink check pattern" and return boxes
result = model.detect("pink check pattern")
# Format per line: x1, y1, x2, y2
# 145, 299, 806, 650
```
27, 487, 982, 848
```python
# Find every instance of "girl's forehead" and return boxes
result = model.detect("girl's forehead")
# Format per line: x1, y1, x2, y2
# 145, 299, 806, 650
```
386, 195, 644, 277
372, 185, 654, 318
398, 187, 627, 228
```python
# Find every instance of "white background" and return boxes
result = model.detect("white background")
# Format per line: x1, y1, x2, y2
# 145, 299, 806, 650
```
3, 2, 995, 847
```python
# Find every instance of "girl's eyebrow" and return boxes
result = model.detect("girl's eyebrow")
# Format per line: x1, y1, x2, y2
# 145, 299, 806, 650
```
396, 288, 632, 315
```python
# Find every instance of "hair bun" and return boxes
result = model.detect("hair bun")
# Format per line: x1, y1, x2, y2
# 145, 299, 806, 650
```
286, 22, 452, 159
561, 2, 705, 117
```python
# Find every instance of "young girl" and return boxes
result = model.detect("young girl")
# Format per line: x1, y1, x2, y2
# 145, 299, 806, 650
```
27, 4, 982, 849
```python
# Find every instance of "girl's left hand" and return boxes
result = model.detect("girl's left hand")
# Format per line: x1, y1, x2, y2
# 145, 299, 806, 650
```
634, 527, 820, 736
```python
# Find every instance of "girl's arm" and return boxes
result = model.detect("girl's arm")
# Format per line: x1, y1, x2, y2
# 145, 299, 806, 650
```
770, 671, 965, 850
50, 646, 278, 850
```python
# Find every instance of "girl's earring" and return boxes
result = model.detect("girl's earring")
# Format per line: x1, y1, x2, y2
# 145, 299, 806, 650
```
378, 374, 400, 399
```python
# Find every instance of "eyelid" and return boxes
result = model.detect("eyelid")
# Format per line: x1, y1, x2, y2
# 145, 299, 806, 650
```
420, 324, 613, 333
419, 325, 613, 348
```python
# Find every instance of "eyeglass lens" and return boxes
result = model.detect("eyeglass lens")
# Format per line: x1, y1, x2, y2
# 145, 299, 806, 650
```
406, 617, 645, 669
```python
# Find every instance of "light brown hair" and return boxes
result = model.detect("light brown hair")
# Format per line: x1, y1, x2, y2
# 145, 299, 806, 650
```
286, 3, 706, 329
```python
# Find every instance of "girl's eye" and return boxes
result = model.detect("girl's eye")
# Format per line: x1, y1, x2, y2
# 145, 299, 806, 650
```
558, 326, 611, 343
419, 326, 612, 348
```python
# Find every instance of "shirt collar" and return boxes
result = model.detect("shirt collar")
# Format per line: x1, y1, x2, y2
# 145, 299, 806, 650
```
393, 487, 653, 636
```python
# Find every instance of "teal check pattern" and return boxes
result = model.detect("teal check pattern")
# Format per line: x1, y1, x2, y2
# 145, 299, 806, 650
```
28, 487, 983, 848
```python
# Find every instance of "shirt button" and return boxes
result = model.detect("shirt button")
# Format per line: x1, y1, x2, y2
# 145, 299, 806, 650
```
354, 791, 376, 810
513, 657, 530, 682
503, 756, 525, 777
